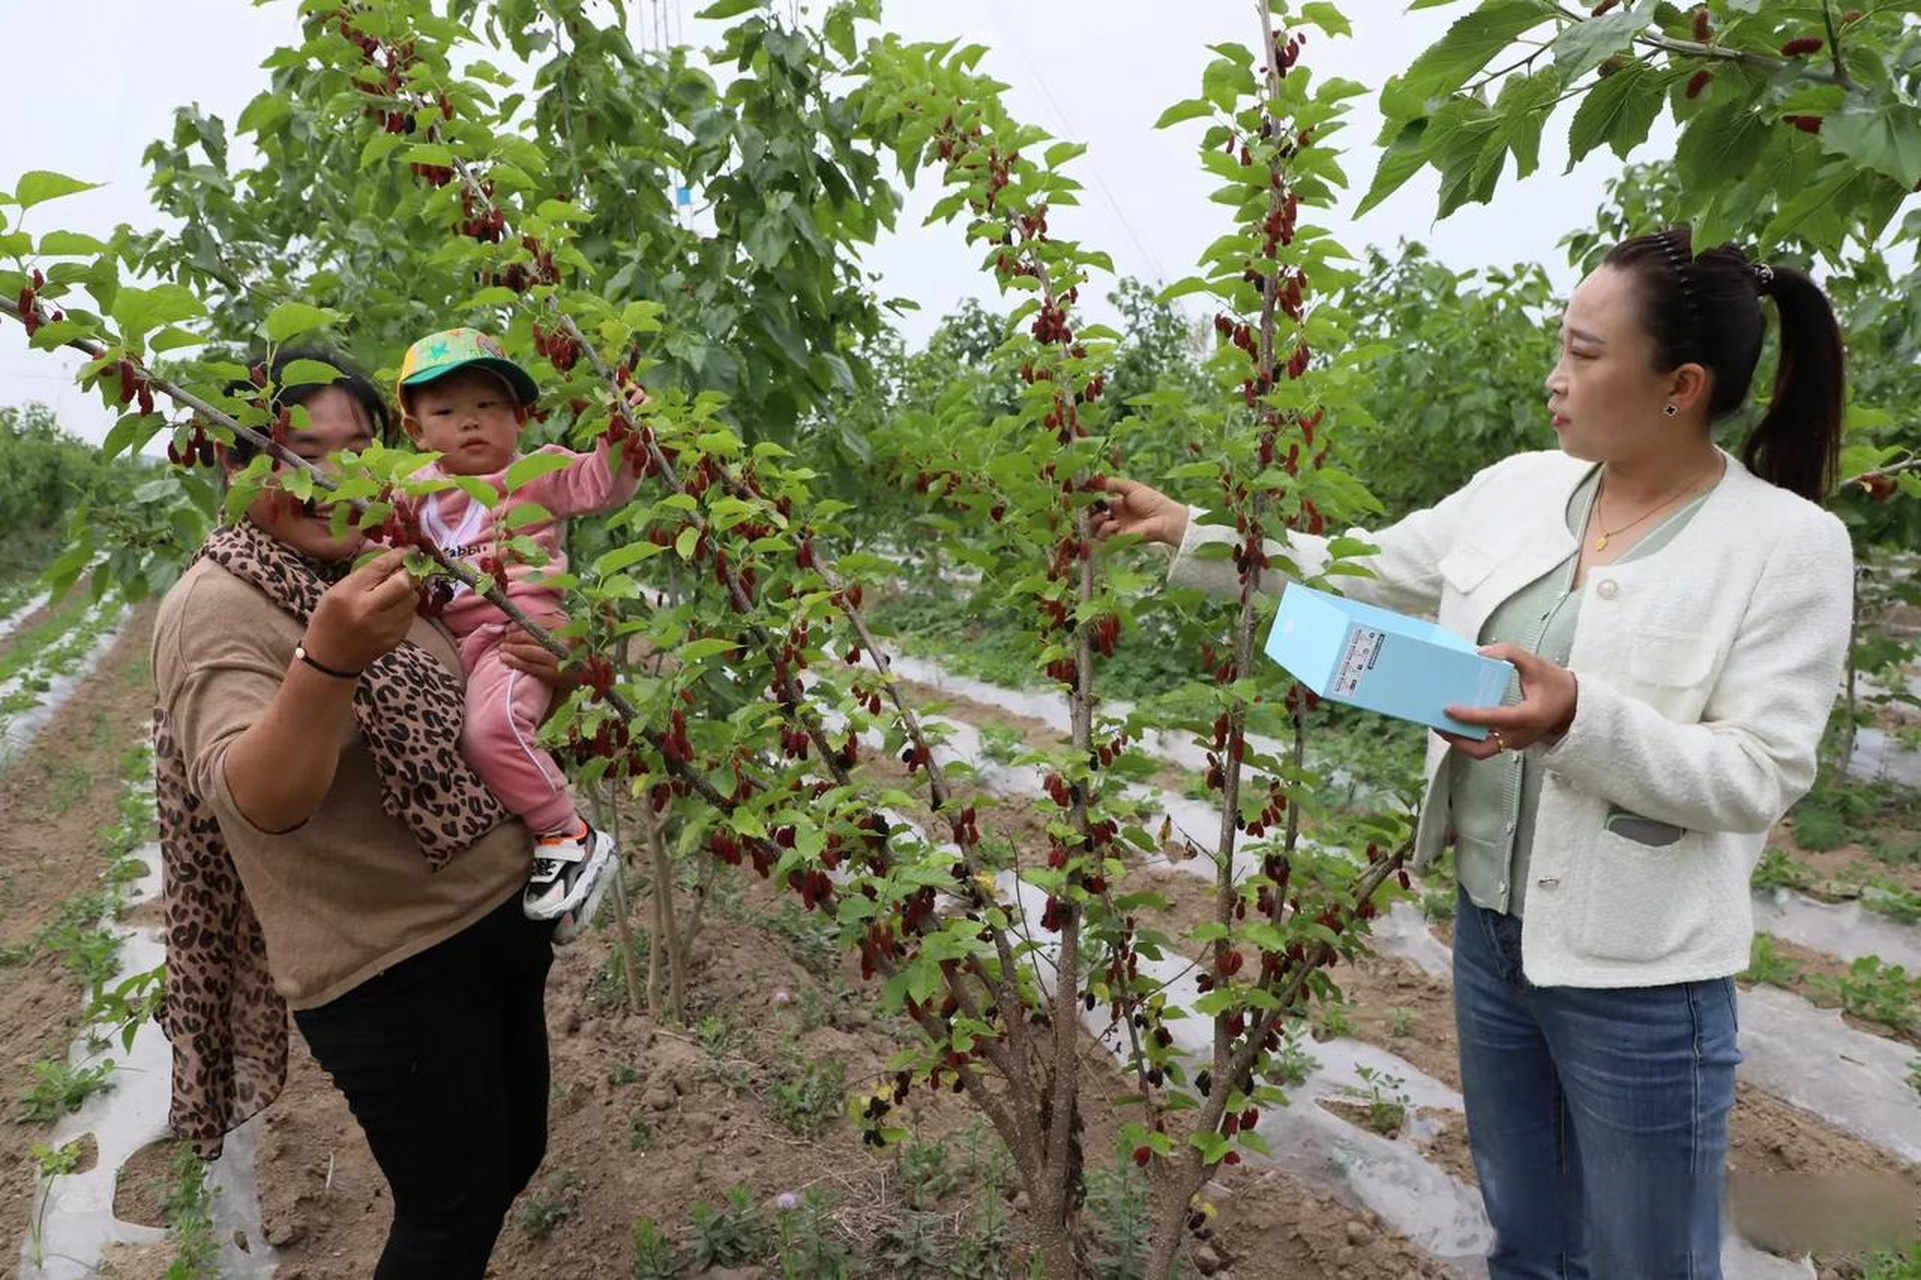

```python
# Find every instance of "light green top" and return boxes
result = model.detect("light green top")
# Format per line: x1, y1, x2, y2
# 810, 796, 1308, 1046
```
1451, 466, 1714, 918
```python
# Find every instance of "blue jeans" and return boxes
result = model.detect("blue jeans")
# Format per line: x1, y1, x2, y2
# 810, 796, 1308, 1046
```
1454, 888, 1740, 1279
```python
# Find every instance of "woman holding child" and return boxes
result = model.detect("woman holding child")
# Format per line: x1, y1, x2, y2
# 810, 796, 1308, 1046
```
153, 332, 630, 1277
1095, 228, 1855, 1278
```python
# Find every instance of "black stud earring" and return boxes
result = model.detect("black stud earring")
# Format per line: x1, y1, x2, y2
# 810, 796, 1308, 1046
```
1663, 404, 1679, 417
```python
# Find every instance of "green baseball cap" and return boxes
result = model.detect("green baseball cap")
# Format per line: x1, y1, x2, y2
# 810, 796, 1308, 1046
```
396, 327, 540, 408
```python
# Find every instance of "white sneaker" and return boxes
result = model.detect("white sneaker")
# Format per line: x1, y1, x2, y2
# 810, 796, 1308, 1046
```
524, 822, 615, 921
551, 860, 615, 946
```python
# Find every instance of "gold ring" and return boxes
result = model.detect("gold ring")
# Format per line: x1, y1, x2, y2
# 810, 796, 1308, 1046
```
1489, 729, 1508, 753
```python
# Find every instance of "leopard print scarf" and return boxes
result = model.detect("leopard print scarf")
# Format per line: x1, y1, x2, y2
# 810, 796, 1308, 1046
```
156, 518, 507, 1157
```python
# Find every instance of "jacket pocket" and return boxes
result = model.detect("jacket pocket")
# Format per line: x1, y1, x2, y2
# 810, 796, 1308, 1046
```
1603, 806, 1687, 847
1575, 827, 1712, 963
1627, 627, 1715, 688
1439, 543, 1497, 595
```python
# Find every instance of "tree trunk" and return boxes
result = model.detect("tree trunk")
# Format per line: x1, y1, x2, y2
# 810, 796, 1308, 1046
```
592, 788, 646, 1013
637, 797, 687, 1022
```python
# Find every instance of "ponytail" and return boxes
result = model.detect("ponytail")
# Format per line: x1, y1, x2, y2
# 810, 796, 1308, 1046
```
1741, 265, 1845, 502
1604, 228, 1849, 503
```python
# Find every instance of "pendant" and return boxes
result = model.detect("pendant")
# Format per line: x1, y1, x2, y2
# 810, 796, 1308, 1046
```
1593, 533, 1609, 552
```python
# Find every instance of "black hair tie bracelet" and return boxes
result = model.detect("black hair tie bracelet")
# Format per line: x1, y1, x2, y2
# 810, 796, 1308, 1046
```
294, 643, 362, 680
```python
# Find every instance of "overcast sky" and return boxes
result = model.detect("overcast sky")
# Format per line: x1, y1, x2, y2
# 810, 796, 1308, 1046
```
0, 0, 1679, 447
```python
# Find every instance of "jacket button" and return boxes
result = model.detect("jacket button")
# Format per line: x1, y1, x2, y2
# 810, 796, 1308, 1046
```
1596, 579, 1619, 600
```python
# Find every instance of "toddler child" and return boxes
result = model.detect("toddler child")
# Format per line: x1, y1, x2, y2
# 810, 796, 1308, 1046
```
396, 327, 639, 940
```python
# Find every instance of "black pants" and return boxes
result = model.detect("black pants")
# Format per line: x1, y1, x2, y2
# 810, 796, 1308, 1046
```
293, 894, 554, 1279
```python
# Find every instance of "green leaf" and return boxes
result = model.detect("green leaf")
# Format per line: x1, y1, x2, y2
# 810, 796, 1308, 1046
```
537, 198, 593, 223
278, 358, 342, 386
501, 503, 554, 531
236, 93, 293, 137
1357, 118, 1432, 216
825, 6, 855, 60
1299, 3, 1352, 38
264, 301, 339, 343
1821, 99, 1921, 188
594, 541, 670, 575
1202, 57, 1255, 111
1760, 163, 1864, 249
696, 0, 761, 17
504, 452, 575, 491
360, 132, 408, 170
1154, 98, 1215, 129
1427, 99, 1503, 216
111, 284, 206, 340
1674, 104, 1771, 193
675, 525, 699, 560
680, 638, 740, 661
15, 171, 102, 210
1044, 141, 1088, 169
35, 231, 108, 257
1472, 71, 1560, 188
1381, 1, 1551, 120
399, 143, 455, 167
1565, 60, 1663, 167
1550, 0, 1658, 87
26, 319, 86, 350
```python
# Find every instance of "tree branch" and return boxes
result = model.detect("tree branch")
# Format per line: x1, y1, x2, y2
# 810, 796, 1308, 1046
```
1821, 0, 1854, 89
1632, 31, 1843, 83
1840, 454, 1920, 492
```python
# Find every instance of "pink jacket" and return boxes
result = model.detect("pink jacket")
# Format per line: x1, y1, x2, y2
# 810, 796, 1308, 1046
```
417, 439, 639, 636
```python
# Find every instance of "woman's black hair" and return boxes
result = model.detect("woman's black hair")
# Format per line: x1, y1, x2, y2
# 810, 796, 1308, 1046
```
1603, 227, 1845, 502
222, 346, 392, 464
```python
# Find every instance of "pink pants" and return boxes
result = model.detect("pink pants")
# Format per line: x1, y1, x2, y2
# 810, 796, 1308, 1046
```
459, 623, 578, 836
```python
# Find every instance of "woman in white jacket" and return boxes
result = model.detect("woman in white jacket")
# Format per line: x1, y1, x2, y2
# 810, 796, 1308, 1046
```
1092, 228, 1854, 1279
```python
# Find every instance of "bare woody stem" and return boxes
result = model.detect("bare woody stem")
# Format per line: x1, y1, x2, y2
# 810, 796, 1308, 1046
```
1147, 6, 1325, 1274
1209, 0, 1291, 1086
1536, 0, 1848, 84
1820, 0, 1854, 88
1631, 31, 1845, 82
876, 92, 1110, 1266
1841, 455, 1921, 489
1140, 824, 1408, 1280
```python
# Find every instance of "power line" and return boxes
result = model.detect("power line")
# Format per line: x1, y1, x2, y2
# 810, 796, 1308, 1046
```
989, 0, 1169, 286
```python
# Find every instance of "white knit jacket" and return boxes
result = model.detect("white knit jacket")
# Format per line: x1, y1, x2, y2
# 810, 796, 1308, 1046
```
1166, 448, 1855, 988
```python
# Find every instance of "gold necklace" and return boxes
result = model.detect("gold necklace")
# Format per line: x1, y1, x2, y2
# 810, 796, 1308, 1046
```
1590, 461, 1720, 552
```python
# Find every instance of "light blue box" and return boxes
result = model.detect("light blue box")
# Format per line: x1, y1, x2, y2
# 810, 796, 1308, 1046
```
1263, 584, 1513, 740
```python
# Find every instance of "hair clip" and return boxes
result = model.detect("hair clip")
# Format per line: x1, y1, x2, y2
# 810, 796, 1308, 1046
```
1657, 230, 1704, 340
1751, 263, 1776, 290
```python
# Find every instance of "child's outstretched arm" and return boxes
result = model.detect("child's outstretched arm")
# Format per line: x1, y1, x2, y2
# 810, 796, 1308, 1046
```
520, 438, 641, 517
518, 390, 652, 518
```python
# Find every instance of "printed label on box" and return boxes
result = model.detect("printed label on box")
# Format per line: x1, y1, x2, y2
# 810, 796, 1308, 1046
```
1333, 626, 1385, 697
